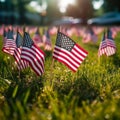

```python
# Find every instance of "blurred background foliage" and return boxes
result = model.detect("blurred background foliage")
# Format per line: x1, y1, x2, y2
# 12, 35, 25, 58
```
0, 0, 120, 25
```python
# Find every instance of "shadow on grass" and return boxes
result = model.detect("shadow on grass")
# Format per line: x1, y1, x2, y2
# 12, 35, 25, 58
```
53, 76, 99, 106
4, 77, 44, 105
112, 54, 120, 68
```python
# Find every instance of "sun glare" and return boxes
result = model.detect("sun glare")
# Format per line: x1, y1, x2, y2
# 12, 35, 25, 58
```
58, 0, 75, 13
29, 1, 47, 13
92, 0, 104, 10
0, 0, 5, 2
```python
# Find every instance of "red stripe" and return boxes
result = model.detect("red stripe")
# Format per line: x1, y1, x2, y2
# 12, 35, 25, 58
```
13, 48, 29, 70
53, 51, 79, 69
54, 47, 80, 65
21, 53, 43, 75
75, 44, 88, 54
21, 44, 44, 75
53, 56, 76, 72
22, 48, 44, 70
72, 46, 86, 61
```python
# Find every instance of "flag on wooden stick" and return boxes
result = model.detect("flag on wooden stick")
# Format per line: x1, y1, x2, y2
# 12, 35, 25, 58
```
98, 31, 107, 57
43, 29, 52, 51
13, 32, 29, 70
33, 27, 43, 47
53, 31, 88, 72
21, 32, 45, 76
2, 29, 16, 55
98, 28, 116, 57
106, 28, 116, 56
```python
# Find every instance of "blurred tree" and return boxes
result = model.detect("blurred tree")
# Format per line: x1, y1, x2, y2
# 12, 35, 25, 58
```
46, 0, 62, 24
66, 0, 94, 23
1, 0, 120, 25
103, 0, 120, 12
0, 0, 15, 24
16, 0, 32, 24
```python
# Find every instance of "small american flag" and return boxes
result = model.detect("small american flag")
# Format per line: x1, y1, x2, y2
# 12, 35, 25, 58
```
2, 29, 16, 55
53, 31, 88, 72
21, 32, 45, 76
13, 32, 29, 70
98, 29, 116, 57
106, 29, 116, 56
98, 31, 107, 57
43, 29, 52, 51
33, 27, 43, 47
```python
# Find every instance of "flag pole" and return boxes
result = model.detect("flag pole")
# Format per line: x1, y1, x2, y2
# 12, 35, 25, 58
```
50, 47, 55, 87
49, 26, 61, 86
17, 29, 21, 82
50, 26, 60, 71
18, 68, 21, 83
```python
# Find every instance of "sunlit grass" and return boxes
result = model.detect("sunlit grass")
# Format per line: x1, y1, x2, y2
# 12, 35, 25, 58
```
0, 28, 120, 120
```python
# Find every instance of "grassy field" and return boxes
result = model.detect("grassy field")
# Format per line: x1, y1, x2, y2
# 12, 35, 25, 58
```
0, 27, 120, 120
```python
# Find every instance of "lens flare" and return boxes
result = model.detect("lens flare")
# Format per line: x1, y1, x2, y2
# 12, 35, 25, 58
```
58, 0, 75, 13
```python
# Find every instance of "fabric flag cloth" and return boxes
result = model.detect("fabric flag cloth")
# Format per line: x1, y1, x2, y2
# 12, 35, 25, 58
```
106, 29, 116, 56
0, 26, 3, 35
43, 29, 52, 51
82, 27, 97, 43
13, 32, 29, 70
98, 31, 107, 57
53, 31, 88, 72
21, 32, 45, 76
98, 29, 116, 57
33, 27, 43, 47
2, 29, 16, 55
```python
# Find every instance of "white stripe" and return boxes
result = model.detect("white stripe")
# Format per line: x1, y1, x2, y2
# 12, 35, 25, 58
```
22, 50, 44, 73
32, 45, 44, 59
54, 49, 80, 67
53, 54, 77, 71
14, 50, 22, 70
72, 48, 85, 60
21, 56, 41, 75
23, 47, 44, 67
55, 46, 82, 63
74, 45, 87, 56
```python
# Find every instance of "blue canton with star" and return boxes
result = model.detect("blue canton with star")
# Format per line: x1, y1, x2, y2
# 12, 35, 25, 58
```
16, 32, 23, 48
7, 30, 14, 40
23, 32, 34, 48
56, 32, 75, 51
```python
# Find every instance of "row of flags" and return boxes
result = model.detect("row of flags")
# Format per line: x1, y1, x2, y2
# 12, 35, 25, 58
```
0, 25, 117, 76
1, 27, 88, 76
33, 27, 52, 51
2, 29, 44, 76
0, 25, 52, 51
1, 25, 120, 44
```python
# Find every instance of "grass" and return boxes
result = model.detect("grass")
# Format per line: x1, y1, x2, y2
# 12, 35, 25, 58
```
0, 28, 120, 120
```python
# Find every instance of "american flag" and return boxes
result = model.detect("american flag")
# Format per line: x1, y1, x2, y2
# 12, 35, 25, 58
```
53, 31, 88, 72
98, 31, 107, 57
43, 29, 52, 51
21, 32, 45, 76
82, 27, 97, 43
13, 32, 29, 70
106, 29, 116, 56
2, 29, 16, 55
33, 27, 43, 47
